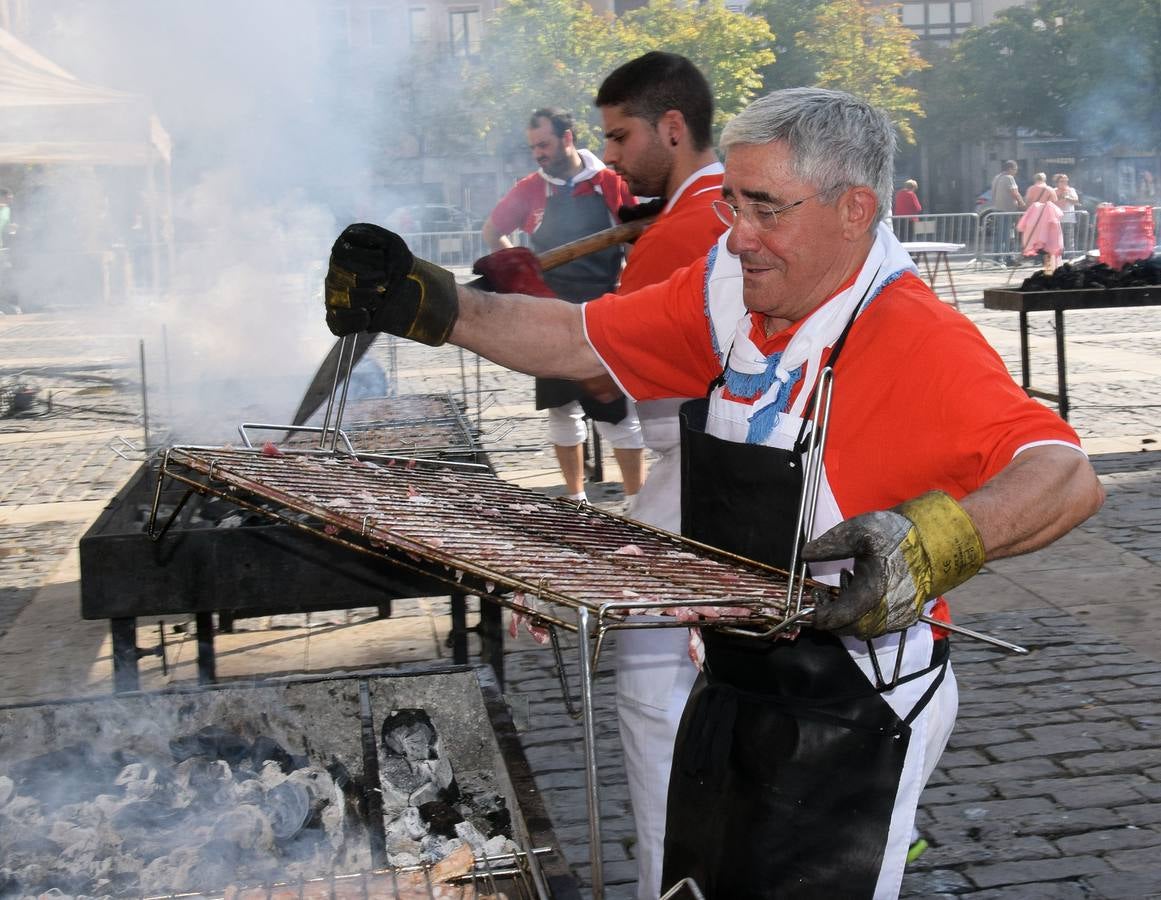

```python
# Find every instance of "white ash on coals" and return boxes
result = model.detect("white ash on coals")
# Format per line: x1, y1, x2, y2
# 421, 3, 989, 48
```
378, 709, 515, 869
0, 726, 369, 897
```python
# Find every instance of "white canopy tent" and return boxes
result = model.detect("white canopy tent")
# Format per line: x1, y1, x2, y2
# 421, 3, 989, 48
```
0, 26, 172, 294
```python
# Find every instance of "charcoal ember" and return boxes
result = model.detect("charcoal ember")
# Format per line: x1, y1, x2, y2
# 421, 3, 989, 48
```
175, 757, 236, 805
250, 734, 295, 773
7, 745, 127, 809
1020, 256, 1161, 291
213, 803, 277, 851
380, 753, 425, 793
264, 779, 312, 840
170, 725, 252, 768
381, 708, 438, 759
418, 799, 463, 837
111, 795, 191, 831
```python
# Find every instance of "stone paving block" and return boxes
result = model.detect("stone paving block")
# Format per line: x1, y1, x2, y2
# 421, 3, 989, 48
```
916, 782, 994, 806
1104, 841, 1161, 874
1014, 806, 1127, 837
898, 867, 974, 896
911, 835, 1059, 868
1062, 748, 1161, 776
935, 748, 991, 768
962, 882, 1093, 899
962, 854, 1110, 888
986, 735, 1103, 761
925, 796, 1057, 828
1082, 870, 1161, 899
1055, 824, 1161, 855
946, 727, 1024, 748
944, 757, 1064, 784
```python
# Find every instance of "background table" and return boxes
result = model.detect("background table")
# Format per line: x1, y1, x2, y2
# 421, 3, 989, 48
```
983, 285, 1161, 420
902, 241, 966, 307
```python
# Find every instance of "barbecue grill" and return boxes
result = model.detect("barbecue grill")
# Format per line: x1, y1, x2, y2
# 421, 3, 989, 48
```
80, 392, 507, 693
144, 441, 834, 898
0, 665, 577, 899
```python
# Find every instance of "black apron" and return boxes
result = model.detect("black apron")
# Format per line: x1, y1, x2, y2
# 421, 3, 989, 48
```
662, 324, 947, 899
529, 184, 626, 422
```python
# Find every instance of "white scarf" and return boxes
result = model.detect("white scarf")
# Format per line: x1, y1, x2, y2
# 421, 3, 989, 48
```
712, 222, 918, 441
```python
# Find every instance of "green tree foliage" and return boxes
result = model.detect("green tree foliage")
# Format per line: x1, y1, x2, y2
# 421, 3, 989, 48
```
799, 0, 929, 143
618, 0, 775, 133
466, 0, 774, 149
749, 0, 829, 90
924, 0, 1160, 150
751, 0, 928, 143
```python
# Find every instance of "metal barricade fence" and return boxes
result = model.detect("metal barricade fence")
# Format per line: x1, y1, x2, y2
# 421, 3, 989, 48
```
890, 212, 978, 253
975, 211, 1028, 267
400, 230, 489, 268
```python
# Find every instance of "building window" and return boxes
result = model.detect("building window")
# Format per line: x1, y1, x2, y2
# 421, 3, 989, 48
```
368, 5, 393, 47
899, 0, 972, 43
449, 8, 481, 57
409, 7, 430, 44
320, 4, 351, 49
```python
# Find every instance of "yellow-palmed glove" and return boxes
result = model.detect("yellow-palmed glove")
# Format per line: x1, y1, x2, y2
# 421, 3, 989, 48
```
801, 491, 986, 640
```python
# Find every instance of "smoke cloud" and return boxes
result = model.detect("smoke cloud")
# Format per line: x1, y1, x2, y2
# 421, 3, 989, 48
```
8, 0, 415, 440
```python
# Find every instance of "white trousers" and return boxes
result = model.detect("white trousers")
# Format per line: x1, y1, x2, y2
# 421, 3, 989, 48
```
545, 400, 643, 449
615, 627, 698, 900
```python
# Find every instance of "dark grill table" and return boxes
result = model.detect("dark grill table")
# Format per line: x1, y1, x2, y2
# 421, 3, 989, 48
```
983, 285, 1161, 420
79, 462, 505, 692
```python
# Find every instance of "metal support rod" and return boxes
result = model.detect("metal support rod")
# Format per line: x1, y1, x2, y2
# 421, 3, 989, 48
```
139, 339, 150, 452
330, 336, 357, 452
918, 614, 1028, 654
576, 606, 604, 900
318, 335, 348, 449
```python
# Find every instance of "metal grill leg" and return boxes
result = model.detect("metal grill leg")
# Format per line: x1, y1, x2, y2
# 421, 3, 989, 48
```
450, 592, 469, 664
478, 597, 505, 689
195, 612, 216, 684
576, 607, 603, 899
110, 617, 140, 693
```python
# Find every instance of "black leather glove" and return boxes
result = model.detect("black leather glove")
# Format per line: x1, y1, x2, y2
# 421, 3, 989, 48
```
324, 223, 459, 345
802, 491, 986, 640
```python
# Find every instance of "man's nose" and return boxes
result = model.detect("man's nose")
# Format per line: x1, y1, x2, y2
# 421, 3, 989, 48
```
725, 214, 759, 255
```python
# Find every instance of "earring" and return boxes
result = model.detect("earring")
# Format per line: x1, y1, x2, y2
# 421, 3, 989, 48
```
670, 137, 678, 147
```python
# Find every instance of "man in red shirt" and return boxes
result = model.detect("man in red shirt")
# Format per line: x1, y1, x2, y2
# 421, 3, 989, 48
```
592, 51, 727, 900
324, 88, 1104, 898
481, 108, 643, 504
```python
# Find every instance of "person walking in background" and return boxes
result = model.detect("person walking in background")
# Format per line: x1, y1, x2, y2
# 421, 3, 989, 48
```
480, 107, 645, 505
0, 188, 13, 249
1018, 173, 1064, 272
1053, 173, 1080, 253
1024, 172, 1057, 205
991, 160, 1025, 265
892, 179, 921, 243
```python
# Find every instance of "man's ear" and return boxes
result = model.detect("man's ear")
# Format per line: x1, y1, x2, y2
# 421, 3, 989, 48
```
562, 129, 575, 150
658, 109, 685, 148
841, 186, 880, 239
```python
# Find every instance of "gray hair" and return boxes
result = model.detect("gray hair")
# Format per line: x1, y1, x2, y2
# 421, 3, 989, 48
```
720, 88, 896, 225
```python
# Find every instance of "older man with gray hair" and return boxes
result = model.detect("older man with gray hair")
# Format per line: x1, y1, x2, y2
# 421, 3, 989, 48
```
324, 87, 1103, 898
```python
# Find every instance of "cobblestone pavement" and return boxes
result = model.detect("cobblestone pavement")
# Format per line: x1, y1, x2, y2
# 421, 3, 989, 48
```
1, 259, 1160, 897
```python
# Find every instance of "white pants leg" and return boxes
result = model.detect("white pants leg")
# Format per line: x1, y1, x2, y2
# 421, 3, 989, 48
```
615, 627, 699, 900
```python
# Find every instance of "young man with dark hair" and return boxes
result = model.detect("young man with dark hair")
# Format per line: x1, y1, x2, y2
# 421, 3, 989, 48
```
593, 51, 727, 900
480, 106, 644, 504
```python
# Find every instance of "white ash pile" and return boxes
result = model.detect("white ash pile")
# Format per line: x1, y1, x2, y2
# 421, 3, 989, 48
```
0, 726, 367, 897
378, 709, 515, 868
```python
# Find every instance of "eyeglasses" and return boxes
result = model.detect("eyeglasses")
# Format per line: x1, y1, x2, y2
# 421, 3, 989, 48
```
711, 188, 832, 231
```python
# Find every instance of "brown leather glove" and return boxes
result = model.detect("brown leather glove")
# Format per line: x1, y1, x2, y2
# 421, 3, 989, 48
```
325, 223, 458, 344
802, 491, 986, 640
